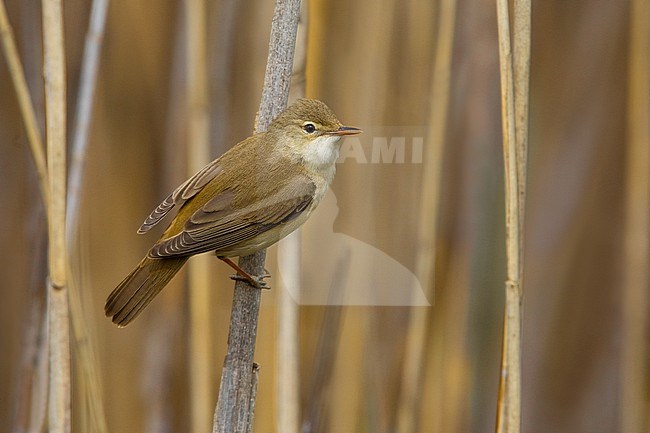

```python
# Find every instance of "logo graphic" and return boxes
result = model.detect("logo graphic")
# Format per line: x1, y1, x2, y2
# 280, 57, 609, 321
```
277, 190, 430, 306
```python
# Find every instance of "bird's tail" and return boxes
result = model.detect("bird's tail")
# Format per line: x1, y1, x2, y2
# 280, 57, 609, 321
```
105, 256, 188, 327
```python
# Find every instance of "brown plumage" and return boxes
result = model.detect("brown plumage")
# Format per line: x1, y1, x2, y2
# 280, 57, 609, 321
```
105, 99, 361, 326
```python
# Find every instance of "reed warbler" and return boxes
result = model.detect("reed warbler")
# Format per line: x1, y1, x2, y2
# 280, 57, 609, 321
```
105, 98, 361, 326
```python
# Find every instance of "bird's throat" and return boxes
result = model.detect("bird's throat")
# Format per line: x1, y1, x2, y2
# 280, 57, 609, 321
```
302, 135, 341, 172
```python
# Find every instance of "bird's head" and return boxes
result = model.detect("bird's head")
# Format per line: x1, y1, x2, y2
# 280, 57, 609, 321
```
270, 99, 362, 169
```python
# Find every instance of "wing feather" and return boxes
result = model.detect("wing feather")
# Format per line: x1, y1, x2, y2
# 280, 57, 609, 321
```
148, 177, 316, 257
137, 160, 224, 234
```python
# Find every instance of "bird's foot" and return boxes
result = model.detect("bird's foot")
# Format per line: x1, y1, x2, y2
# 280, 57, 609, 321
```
229, 273, 270, 290
218, 255, 271, 290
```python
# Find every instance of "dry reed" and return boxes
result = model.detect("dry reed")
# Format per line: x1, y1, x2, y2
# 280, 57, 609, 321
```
185, 1, 214, 432
1, 1, 638, 432
12, 220, 48, 432
275, 1, 308, 430
0, 0, 49, 213
621, 0, 650, 431
42, 0, 71, 431
396, 0, 457, 431
213, 0, 302, 431
494, 0, 530, 432
65, 1, 110, 431
300, 253, 349, 433
1, 2, 49, 430
67, 0, 109, 232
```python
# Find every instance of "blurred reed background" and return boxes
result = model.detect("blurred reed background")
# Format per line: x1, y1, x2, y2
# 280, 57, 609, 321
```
0, 0, 647, 432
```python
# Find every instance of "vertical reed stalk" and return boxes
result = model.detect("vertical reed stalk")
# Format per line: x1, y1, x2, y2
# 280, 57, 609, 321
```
396, 0, 457, 432
495, 0, 530, 432
67, 0, 109, 233
12, 217, 48, 433
65, 2, 110, 431
1, 2, 49, 430
277, 2, 308, 432
42, 0, 70, 431
621, 0, 650, 431
213, 1, 302, 432
0, 0, 49, 214
277, 231, 300, 433
300, 253, 349, 433
186, 0, 214, 432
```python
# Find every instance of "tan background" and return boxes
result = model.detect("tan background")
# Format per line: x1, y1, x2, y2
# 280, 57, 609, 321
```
0, 1, 641, 432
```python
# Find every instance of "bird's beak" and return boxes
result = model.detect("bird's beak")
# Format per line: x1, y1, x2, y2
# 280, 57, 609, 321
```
328, 126, 362, 136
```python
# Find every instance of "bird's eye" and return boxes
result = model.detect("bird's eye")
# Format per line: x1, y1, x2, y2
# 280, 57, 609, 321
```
303, 123, 316, 134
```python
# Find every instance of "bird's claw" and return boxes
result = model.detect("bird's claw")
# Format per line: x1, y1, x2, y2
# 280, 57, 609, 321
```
229, 273, 271, 290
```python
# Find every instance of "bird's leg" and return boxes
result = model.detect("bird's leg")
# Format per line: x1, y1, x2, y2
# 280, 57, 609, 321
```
217, 255, 270, 289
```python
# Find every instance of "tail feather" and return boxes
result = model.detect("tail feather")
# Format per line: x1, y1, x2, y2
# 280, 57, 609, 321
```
105, 256, 188, 327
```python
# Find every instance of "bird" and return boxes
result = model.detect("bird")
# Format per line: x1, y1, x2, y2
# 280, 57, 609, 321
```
105, 98, 361, 326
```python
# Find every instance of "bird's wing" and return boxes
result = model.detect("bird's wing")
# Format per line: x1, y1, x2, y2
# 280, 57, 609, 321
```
148, 176, 316, 258
137, 160, 224, 234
